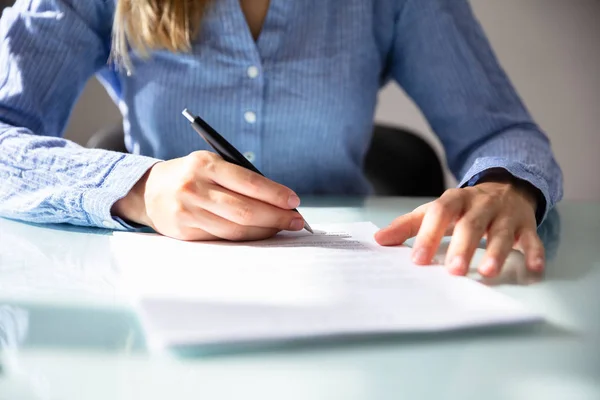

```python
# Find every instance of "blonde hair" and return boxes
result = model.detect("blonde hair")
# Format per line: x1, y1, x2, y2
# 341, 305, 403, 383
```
111, 0, 212, 71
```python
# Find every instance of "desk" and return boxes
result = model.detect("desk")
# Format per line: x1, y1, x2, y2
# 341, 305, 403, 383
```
0, 198, 598, 400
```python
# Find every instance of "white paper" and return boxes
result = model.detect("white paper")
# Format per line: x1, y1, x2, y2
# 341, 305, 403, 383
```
110, 222, 541, 349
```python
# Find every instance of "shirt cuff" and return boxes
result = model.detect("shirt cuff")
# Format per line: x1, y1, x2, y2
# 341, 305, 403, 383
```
458, 157, 552, 225
82, 154, 161, 231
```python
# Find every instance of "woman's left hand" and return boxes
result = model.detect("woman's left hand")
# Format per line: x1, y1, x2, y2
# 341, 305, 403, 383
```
374, 178, 545, 277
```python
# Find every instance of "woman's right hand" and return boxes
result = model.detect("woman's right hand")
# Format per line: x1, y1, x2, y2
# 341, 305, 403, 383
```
112, 151, 306, 241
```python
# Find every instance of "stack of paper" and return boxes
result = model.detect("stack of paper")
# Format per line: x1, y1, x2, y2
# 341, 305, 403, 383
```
110, 222, 541, 349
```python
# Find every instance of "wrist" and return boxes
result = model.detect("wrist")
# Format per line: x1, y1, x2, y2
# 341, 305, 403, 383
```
111, 169, 152, 227
475, 168, 541, 215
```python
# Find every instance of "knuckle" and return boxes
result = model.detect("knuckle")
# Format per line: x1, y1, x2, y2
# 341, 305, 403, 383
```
235, 204, 254, 224
191, 151, 218, 172
203, 159, 217, 175
188, 151, 205, 165
276, 188, 291, 205
479, 194, 499, 209
428, 199, 452, 218
175, 179, 196, 198
461, 215, 488, 233
443, 188, 462, 199
490, 219, 515, 236
415, 232, 436, 249
418, 239, 436, 250
491, 224, 515, 240
213, 191, 232, 205
245, 172, 262, 193
427, 197, 454, 218
412, 202, 431, 214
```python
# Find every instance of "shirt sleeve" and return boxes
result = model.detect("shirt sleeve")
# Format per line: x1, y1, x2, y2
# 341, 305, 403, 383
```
0, 0, 159, 230
390, 0, 563, 224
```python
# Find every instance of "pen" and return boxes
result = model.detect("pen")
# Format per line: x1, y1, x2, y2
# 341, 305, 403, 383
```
182, 108, 314, 234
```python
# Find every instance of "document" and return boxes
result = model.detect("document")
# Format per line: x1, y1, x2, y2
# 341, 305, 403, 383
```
110, 222, 541, 349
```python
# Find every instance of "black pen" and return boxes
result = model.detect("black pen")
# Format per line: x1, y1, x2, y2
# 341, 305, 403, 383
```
182, 108, 313, 234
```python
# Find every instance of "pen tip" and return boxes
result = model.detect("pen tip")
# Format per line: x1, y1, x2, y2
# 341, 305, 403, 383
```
304, 222, 314, 234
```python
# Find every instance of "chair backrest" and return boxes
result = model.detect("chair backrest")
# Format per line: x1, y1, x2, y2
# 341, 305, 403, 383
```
86, 124, 127, 153
88, 122, 446, 197
0, 1, 13, 10
363, 124, 445, 197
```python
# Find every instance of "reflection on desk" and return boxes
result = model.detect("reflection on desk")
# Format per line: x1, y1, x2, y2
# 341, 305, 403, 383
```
0, 218, 122, 303
0, 199, 598, 400
0, 306, 28, 350
0, 219, 146, 354
0, 302, 146, 353
479, 207, 562, 287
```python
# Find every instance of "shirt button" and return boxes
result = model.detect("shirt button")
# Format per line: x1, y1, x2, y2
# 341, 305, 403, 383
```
244, 111, 257, 124
247, 66, 259, 79
244, 151, 256, 162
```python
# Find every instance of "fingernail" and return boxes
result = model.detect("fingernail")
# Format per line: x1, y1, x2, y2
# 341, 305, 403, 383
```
531, 257, 545, 272
448, 256, 465, 273
481, 258, 498, 276
289, 218, 304, 231
288, 194, 300, 208
412, 248, 428, 264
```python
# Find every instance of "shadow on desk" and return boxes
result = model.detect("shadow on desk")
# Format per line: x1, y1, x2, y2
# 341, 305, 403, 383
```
169, 320, 574, 359
0, 296, 576, 361
477, 207, 562, 287
0, 303, 146, 354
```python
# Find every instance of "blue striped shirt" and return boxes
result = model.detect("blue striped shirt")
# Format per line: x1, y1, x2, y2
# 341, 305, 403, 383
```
0, 0, 563, 230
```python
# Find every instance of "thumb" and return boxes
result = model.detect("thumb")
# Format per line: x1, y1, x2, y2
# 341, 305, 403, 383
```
374, 205, 429, 246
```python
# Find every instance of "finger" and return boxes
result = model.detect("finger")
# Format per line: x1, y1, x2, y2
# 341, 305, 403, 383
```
478, 218, 516, 277
445, 206, 495, 276
374, 205, 429, 246
183, 206, 279, 242
195, 183, 305, 231
412, 190, 465, 265
375, 208, 456, 246
206, 158, 301, 210
516, 227, 545, 272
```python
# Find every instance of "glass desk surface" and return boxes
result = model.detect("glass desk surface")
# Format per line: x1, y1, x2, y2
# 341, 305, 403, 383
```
0, 197, 598, 400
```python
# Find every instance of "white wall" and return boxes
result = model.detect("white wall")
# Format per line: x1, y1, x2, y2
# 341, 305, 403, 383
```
65, 0, 600, 200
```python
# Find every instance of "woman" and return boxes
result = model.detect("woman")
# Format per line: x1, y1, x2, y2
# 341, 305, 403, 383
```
0, 0, 562, 277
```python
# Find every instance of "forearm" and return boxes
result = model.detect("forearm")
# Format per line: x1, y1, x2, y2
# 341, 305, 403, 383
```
0, 125, 159, 229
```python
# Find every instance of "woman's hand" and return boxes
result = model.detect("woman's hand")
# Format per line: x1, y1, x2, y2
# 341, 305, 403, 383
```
112, 151, 305, 241
374, 178, 544, 277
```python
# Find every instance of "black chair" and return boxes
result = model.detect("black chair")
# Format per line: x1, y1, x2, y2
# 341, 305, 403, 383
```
364, 124, 445, 197
87, 123, 445, 197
